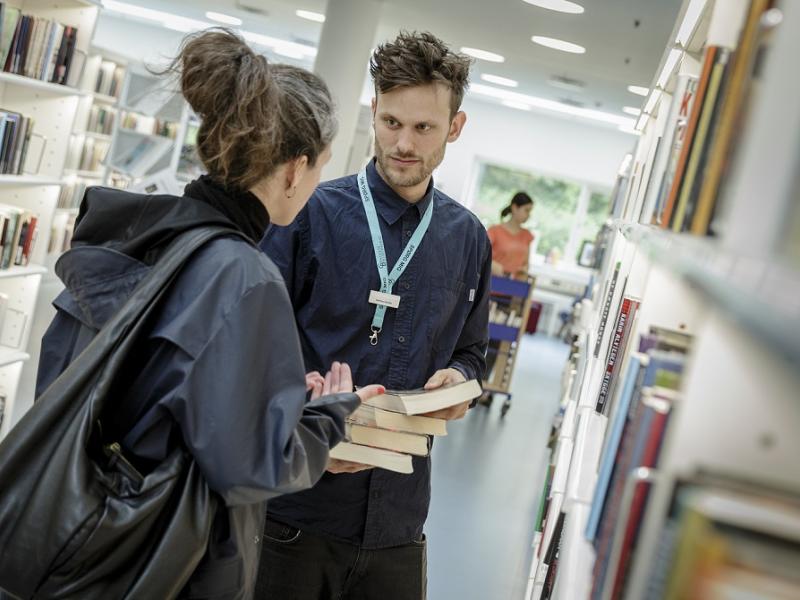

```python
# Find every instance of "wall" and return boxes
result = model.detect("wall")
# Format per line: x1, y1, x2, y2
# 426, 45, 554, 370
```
435, 97, 636, 205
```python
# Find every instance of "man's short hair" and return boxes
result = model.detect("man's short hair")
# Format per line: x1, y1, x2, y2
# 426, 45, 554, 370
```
370, 31, 473, 117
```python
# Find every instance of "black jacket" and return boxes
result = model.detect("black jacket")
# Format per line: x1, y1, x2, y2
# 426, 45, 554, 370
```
35, 181, 358, 599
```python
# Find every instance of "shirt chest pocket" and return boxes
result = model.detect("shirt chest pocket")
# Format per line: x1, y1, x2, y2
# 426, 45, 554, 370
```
427, 277, 471, 354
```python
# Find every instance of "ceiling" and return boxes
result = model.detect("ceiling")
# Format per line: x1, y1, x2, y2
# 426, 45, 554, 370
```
102, 0, 685, 128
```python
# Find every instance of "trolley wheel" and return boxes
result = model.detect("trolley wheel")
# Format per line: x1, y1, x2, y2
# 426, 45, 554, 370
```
500, 397, 511, 417
477, 392, 494, 407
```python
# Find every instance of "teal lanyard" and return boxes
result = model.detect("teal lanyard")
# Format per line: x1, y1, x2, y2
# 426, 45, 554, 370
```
357, 167, 433, 345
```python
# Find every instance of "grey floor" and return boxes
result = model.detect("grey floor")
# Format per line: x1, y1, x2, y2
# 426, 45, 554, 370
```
426, 333, 570, 600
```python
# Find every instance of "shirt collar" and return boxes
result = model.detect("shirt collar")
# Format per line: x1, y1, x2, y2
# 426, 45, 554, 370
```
365, 158, 434, 226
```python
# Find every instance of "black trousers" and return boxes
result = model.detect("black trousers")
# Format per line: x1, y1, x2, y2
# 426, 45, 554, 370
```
254, 518, 427, 600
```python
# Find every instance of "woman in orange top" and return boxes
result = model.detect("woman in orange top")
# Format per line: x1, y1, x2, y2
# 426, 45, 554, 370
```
487, 192, 535, 278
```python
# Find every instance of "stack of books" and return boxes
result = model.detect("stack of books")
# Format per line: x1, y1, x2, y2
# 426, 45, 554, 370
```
94, 59, 124, 98
330, 379, 482, 474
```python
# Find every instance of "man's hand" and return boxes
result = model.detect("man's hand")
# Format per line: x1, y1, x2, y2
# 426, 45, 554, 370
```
326, 458, 374, 474
421, 368, 470, 420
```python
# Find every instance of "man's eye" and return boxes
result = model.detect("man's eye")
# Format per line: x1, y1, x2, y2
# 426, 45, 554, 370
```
386, 119, 398, 127
418, 124, 431, 131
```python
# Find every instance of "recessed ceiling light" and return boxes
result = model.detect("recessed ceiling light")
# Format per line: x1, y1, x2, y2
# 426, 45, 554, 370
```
531, 35, 586, 54
240, 30, 318, 57
470, 83, 635, 127
627, 85, 649, 96
622, 106, 641, 116
296, 9, 326, 23
460, 47, 505, 63
103, 1, 210, 32
481, 74, 519, 88
502, 100, 532, 111
522, 0, 584, 14
205, 11, 242, 26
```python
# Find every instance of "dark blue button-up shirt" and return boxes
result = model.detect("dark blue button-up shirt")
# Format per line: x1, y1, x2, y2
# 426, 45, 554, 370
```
260, 159, 491, 548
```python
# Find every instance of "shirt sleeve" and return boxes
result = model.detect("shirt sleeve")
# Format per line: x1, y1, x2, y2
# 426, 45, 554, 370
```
166, 280, 358, 506
448, 236, 492, 383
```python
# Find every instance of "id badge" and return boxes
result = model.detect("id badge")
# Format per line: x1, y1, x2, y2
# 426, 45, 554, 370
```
369, 290, 401, 309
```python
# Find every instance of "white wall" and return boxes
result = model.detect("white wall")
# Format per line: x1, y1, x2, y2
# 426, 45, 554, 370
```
436, 97, 636, 205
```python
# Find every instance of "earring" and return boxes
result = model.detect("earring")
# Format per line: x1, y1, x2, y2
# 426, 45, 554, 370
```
287, 186, 297, 199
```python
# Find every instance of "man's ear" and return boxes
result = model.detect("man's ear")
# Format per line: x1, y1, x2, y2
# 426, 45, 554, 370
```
371, 97, 377, 121
448, 111, 467, 143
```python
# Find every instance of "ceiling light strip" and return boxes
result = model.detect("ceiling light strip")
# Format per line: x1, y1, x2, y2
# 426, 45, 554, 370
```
470, 83, 635, 127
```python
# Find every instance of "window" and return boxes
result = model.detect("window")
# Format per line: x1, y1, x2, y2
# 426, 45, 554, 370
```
472, 161, 611, 263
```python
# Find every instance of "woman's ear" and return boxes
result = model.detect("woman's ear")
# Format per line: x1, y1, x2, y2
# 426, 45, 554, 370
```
286, 155, 310, 192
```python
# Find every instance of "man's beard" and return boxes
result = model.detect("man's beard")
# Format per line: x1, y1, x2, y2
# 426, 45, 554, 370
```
374, 136, 447, 190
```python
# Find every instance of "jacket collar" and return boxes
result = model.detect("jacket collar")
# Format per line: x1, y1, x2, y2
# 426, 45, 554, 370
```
364, 158, 434, 226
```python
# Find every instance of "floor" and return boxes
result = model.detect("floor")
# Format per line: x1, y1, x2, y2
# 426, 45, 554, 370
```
426, 333, 570, 600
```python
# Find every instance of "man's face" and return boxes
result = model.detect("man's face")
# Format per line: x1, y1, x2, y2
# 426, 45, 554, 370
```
372, 83, 466, 191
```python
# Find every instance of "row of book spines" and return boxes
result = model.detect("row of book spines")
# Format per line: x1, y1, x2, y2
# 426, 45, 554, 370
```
87, 106, 116, 136
120, 113, 180, 139
76, 138, 108, 172
656, 0, 771, 236
0, 110, 33, 175
0, 206, 38, 269
94, 61, 124, 98
1, 9, 78, 86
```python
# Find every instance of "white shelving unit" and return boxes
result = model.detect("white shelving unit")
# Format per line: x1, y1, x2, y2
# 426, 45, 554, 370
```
527, 1, 800, 598
0, 0, 104, 439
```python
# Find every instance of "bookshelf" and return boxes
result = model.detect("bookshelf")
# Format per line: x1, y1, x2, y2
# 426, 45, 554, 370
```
0, 0, 104, 439
104, 66, 188, 189
527, 1, 800, 598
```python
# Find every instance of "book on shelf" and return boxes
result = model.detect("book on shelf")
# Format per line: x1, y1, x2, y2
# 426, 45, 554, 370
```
0, 109, 35, 175
690, 0, 772, 236
596, 295, 641, 414
344, 422, 429, 457
670, 47, 731, 233
0, 203, 37, 269
364, 379, 482, 416
590, 351, 687, 600
95, 59, 124, 98
348, 404, 447, 436
593, 261, 621, 358
659, 44, 719, 229
648, 479, 800, 600
540, 511, 566, 600
647, 63, 699, 226
328, 441, 412, 474
87, 105, 116, 136
586, 351, 648, 542
0, 6, 81, 87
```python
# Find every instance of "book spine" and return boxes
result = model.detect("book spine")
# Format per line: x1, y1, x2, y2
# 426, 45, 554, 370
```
593, 262, 620, 358
596, 298, 634, 413
660, 46, 719, 228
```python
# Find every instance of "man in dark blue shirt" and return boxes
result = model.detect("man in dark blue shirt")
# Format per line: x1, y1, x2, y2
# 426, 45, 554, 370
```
256, 32, 491, 599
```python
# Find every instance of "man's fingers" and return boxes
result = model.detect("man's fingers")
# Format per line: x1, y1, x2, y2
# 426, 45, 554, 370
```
355, 384, 385, 404
424, 371, 445, 390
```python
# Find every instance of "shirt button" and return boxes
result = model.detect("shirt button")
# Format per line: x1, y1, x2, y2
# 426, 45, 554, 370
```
372, 491, 381, 499
402, 282, 410, 290
398, 336, 406, 343
254, 535, 260, 545
405, 230, 412, 237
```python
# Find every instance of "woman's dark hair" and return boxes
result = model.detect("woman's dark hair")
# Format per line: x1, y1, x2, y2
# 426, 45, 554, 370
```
501, 191, 534, 219
159, 29, 337, 190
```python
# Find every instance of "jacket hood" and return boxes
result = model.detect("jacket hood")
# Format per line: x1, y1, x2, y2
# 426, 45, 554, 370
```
53, 187, 237, 330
